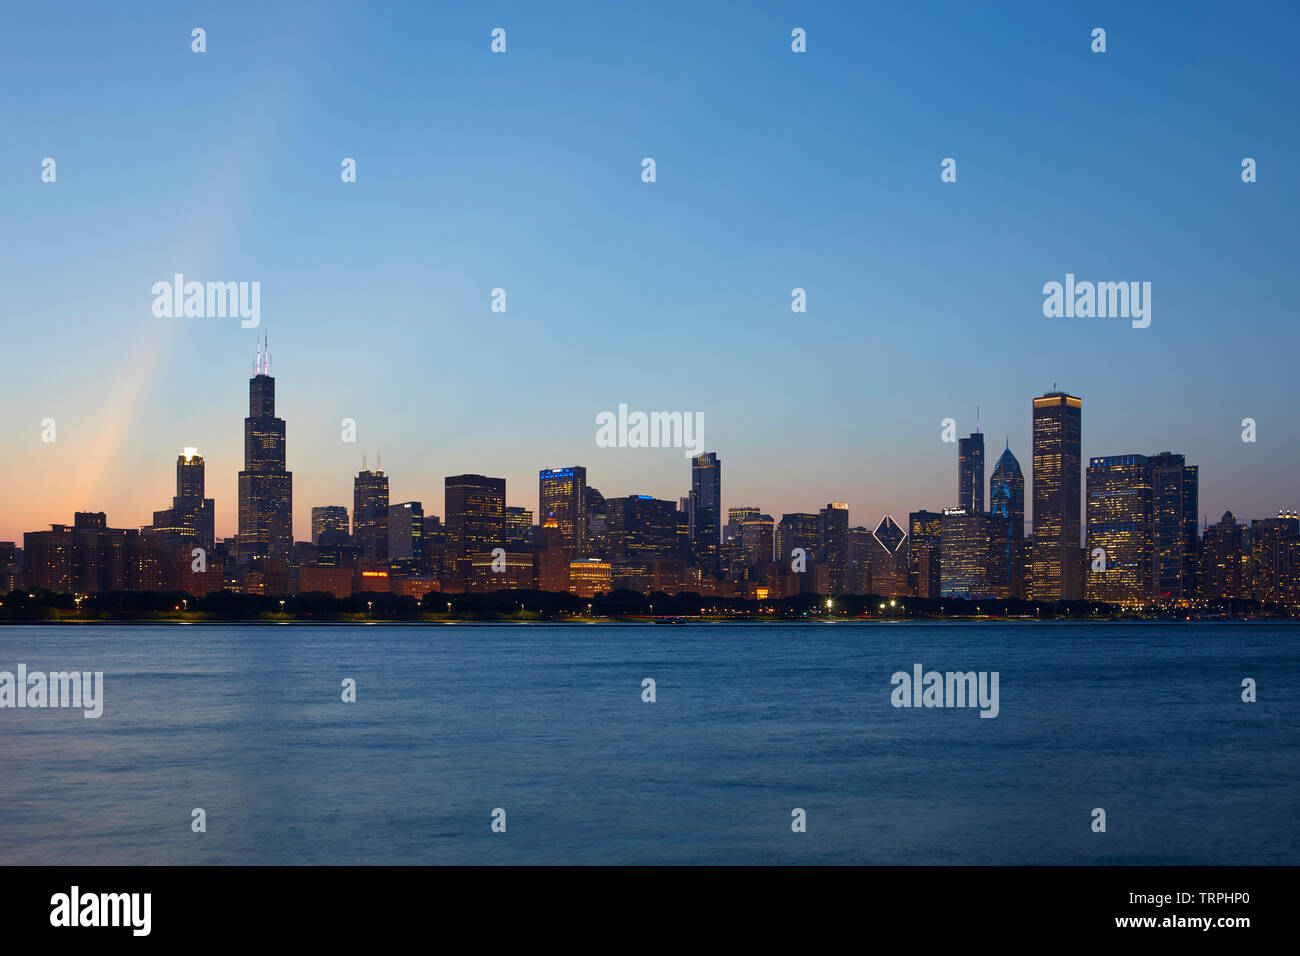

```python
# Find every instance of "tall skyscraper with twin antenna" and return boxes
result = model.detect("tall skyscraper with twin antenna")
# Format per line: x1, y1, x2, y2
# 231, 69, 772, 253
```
237, 333, 293, 562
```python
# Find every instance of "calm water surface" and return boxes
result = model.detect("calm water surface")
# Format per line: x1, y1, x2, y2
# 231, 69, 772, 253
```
0, 621, 1296, 865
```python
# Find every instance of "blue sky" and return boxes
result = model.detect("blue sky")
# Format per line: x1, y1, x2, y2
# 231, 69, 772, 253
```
1, 1, 1297, 541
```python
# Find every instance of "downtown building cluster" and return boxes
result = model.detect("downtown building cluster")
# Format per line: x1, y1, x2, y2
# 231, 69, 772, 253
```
4, 362, 1299, 612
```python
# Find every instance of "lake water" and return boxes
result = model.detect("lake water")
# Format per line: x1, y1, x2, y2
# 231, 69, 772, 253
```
0, 622, 1296, 865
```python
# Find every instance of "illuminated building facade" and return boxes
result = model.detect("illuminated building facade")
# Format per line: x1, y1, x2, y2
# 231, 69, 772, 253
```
444, 474, 506, 579
1030, 391, 1082, 601
1084, 454, 1154, 605
939, 508, 994, 598
539, 467, 587, 555
151, 448, 215, 552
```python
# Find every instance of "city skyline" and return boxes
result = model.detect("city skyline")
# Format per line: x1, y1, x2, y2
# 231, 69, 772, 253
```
3, 353, 1295, 547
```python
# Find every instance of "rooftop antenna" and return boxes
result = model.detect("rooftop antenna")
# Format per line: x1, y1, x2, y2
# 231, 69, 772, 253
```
976, 404, 981, 434
255, 334, 261, 375
363, 454, 367, 472
377, 449, 382, 472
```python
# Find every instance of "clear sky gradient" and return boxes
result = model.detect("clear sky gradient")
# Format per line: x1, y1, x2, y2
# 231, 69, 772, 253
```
1, 1, 1297, 543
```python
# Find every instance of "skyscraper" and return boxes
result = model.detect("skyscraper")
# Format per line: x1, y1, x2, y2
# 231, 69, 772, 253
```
151, 448, 215, 552
505, 506, 534, 547
866, 514, 909, 598
940, 508, 994, 598
819, 502, 850, 594
539, 467, 587, 555
237, 336, 293, 562
988, 441, 1025, 599
908, 510, 944, 598
388, 501, 425, 563
958, 429, 985, 514
1030, 391, 1082, 601
1201, 511, 1245, 601
353, 463, 390, 564
445, 474, 506, 578
1084, 454, 1154, 605
690, 452, 722, 567
740, 513, 776, 566
1248, 513, 1300, 605
311, 506, 349, 545
1150, 452, 1199, 601
776, 513, 820, 567
607, 495, 678, 559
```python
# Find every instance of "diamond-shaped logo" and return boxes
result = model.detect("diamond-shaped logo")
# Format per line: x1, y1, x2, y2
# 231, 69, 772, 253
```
873, 514, 907, 555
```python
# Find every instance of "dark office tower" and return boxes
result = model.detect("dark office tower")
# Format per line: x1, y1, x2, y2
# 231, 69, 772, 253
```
538, 467, 587, 555
675, 508, 692, 560
939, 508, 994, 598
352, 464, 390, 563
586, 487, 608, 558
690, 452, 722, 567
909, 510, 944, 598
819, 502, 850, 594
958, 430, 985, 514
776, 513, 821, 566
866, 515, 909, 598
1149, 452, 1199, 601
740, 514, 776, 566
505, 506, 534, 548
1201, 511, 1245, 601
988, 441, 1025, 599
1030, 391, 1082, 601
237, 337, 293, 562
311, 506, 349, 545
1084, 455, 1154, 605
607, 495, 678, 559
388, 502, 424, 563
421, 515, 446, 576
445, 474, 506, 578
153, 449, 215, 551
